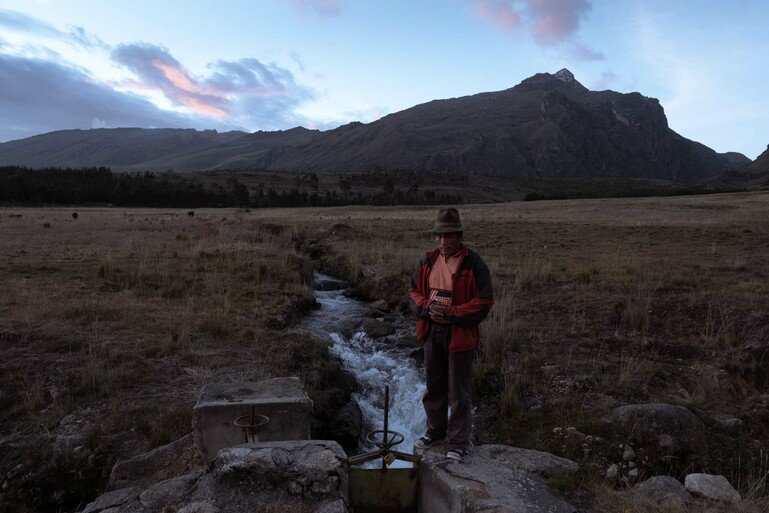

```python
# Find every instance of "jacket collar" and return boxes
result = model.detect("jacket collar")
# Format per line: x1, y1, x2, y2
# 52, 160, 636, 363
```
427, 243, 468, 266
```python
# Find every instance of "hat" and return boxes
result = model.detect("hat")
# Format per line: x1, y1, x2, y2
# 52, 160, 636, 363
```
432, 208, 464, 234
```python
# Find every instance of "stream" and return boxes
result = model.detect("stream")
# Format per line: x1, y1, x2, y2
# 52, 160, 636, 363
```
296, 272, 426, 467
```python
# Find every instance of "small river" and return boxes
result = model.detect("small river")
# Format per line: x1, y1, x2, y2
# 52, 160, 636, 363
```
296, 272, 426, 467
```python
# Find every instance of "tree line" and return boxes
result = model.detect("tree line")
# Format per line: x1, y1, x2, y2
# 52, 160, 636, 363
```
0, 166, 463, 208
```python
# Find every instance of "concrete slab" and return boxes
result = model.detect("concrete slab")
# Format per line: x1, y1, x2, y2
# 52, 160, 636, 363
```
419, 443, 578, 513
193, 377, 313, 464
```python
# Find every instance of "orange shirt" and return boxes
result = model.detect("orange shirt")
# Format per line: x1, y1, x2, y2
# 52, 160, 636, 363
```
428, 249, 461, 323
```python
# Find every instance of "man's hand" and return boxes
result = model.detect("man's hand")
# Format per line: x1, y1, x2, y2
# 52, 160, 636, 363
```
429, 301, 448, 322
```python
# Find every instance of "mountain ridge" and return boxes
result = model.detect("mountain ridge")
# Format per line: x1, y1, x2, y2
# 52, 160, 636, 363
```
0, 69, 751, 183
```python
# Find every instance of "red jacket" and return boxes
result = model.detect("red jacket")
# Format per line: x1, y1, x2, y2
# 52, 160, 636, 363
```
408, 245, 494, 353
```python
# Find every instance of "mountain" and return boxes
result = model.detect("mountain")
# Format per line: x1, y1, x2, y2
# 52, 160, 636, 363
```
0, 70, 750, 182
700, 144, 769, 188
0, 128, 247, 169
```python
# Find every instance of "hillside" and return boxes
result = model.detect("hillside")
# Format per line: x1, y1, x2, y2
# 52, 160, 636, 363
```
0, 70, 750, 183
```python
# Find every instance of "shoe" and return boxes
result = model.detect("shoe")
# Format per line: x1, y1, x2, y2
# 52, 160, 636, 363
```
446, 448, 468, 462
414, 434, 445, 450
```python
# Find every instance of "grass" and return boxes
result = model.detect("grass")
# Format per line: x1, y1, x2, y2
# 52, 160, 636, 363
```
2, 191, 769, 511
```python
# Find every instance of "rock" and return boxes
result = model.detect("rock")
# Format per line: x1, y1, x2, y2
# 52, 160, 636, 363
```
605, 464, 619, 479
53, 408, 96, 460
109, 432, 199, 489
478, 445, 579, 476
369, 299, 390, 312
82, 487, 140, 513
628, 468, 639, 478
357, 317, 395, 338
178, 501, 217, 513
608, 403, 706, 457
314, 499, 348, 513
408, 347, 424, 365
622, 444, 635, 461
712, 415, 744, 433
395, 334, 421, 349
331, 400, 363, 451
633, 476, 693, 507
360, 265, 377, 280
421, 444, 578, 512
671, 388, 692, 404
684, 473, 742, 504
315, 278, 350, 291
83, 440, 348, 513
540, 365, 559, 378
139, 472, 201, 509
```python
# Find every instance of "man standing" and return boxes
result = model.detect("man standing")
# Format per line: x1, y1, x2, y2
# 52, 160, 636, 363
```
408, 208, 494, 461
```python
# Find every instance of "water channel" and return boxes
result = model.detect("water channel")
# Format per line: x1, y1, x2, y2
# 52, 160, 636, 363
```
296, 272, 426, 467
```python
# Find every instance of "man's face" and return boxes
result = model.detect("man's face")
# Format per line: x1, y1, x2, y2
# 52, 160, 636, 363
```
435, 232, 462, 257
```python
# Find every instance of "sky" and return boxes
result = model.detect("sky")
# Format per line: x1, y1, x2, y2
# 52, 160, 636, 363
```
0, 0, 767, 159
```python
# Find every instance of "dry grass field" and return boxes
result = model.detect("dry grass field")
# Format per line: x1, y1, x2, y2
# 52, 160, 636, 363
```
1, 190, 769, 512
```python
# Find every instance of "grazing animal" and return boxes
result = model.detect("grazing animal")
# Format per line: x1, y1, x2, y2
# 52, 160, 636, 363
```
72, 212, 78, 219
187, 211, 195, 217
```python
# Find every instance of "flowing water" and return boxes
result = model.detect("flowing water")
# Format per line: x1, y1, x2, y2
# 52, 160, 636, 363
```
296, 273, 426, 467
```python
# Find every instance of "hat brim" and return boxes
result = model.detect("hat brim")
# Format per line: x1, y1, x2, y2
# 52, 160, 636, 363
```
431, 226, 464, 234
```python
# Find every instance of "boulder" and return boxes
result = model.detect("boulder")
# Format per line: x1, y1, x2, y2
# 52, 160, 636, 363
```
368, 299, 390, 312
82, 487, 140, 513
331, 400, 364, 452
53, 408, 96, 460
82, 440, 349, 513
357, 317, 395, 338
109, 432, 200, 489
139, 472, 202, 510
684, 473, 742, 504
608, 403, 706, 456
315, 278, 350, 291
421, 443, 578, 512
633, 476, 693, 507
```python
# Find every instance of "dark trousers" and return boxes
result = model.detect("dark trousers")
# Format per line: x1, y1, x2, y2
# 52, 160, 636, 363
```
423, 322, 474, 450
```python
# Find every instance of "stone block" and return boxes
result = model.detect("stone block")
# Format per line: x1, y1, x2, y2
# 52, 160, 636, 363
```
193, 378, 313, 464
419, 443, 578, 513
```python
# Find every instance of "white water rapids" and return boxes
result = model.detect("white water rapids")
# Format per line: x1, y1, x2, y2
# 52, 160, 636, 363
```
297, 273, 426, 468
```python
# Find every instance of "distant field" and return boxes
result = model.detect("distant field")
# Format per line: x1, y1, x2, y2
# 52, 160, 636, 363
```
1, 191, 768, 512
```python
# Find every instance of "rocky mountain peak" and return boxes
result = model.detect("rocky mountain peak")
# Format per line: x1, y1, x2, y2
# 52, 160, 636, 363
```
554, 68, 576, 84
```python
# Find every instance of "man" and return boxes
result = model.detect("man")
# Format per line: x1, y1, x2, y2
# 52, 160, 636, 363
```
408, 208, 494, 461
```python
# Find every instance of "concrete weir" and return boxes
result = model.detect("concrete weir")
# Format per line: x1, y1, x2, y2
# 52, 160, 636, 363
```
193, 377, 313, 464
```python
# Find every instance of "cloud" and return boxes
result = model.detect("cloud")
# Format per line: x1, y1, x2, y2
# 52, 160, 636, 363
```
0, 7, 109, 51
473, 0, 521, 32
289, 0, 341, 18
0, 51, 205, 142
525, 0, 591, 46
110, 43, 316, 130
0, 7, 62, 37
472, 0, 601, 57
571, 42, 603, 61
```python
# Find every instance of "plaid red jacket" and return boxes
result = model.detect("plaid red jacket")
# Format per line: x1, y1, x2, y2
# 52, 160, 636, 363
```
408, 244, 494, 353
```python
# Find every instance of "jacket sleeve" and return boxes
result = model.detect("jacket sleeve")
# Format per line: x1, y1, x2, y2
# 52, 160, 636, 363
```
448, 256, 493, 326
408, 259, 432, 319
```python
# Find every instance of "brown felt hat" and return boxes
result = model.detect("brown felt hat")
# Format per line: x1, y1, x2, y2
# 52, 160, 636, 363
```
432, 208, 464, 234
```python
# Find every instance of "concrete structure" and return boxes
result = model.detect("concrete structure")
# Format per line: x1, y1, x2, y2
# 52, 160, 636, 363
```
419, 443, 578, 513
193, 377, 313, 464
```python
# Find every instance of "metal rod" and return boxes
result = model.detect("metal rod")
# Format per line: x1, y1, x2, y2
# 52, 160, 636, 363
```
382, 385, 389, 470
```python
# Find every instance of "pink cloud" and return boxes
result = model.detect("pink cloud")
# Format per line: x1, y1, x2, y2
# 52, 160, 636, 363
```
110, 43, 315, 130
474, 0, 521, 32
472, 0, 595, 47
526, 0, 590, 46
